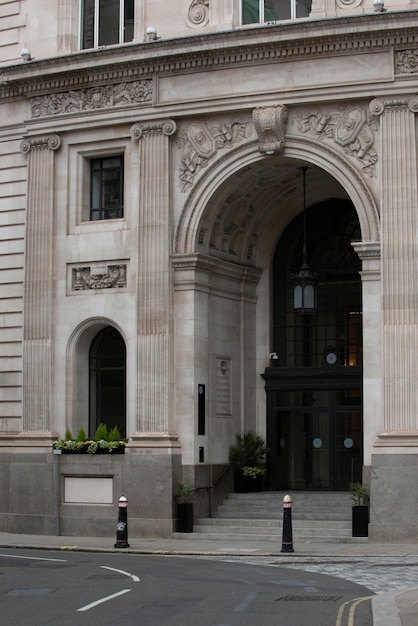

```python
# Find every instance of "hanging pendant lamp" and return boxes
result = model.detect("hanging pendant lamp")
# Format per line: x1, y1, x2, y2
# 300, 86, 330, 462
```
293, 167, 317, 314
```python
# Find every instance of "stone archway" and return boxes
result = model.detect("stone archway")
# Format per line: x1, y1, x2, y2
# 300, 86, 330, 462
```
172, 127, 380, 483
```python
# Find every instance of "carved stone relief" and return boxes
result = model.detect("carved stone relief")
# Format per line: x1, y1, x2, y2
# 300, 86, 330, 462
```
177, 118, 251, 191
187, 0, 210, 27
72, 264, 127, 291
395, 49, 418, 74
253, 104, 288, 155
31, 80, 153, 118
295, 106, 378, 176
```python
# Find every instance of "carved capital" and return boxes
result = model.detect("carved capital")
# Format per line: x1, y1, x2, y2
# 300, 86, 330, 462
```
369, 97, 418, 116
131, 119, 177, 141
352, 241, 380, 260
253, 105, 288, 155
20, 134, 61, 154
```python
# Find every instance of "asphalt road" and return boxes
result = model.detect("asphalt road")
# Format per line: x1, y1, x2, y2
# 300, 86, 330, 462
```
0, 549, 373, 625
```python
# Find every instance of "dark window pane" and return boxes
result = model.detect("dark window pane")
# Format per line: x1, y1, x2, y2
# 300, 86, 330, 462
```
82, 0, 95, 49
124, 0, 134, 42
99, 0, 120, 46
242, 0, 260, 24
89, 156, 124, 221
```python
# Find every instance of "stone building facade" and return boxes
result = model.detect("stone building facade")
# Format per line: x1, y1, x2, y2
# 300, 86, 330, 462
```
1, 0, 418, 540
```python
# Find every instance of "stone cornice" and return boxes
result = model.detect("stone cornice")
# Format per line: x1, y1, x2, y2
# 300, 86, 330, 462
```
1, 13, 418, 101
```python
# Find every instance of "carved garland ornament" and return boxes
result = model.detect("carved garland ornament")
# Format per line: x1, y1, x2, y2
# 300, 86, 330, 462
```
72, 264, 127, 291
31, 80, 153, 118
296, 106, 378, 177
177, 118, 250, 191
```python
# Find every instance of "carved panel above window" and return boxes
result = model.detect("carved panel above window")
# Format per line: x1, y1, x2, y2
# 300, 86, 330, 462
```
71, 263, 127, 292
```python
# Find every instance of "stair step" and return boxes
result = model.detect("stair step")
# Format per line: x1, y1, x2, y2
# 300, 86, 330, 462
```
190, 491, 357, 543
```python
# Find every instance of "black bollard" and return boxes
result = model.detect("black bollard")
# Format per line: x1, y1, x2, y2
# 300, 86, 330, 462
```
281, 494, 294, 553
114, 495, 130, 548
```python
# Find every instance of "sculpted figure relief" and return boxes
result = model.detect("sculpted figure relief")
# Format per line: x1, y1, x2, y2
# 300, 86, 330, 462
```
177, 118, 250, 191
31, 80, 153, 118
296, 106, 378, 176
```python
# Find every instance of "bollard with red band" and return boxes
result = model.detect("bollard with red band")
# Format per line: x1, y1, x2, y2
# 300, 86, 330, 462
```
281, 494, 294, 553
114, 495, 130, 549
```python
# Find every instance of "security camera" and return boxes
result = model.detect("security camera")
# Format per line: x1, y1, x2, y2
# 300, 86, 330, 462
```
21, 48, 32, 61
146, 26, 159, 41
269, 352, 279, 360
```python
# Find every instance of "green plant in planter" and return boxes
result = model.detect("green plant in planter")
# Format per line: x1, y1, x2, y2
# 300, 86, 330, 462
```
350, 482, 369, 506
52, 423, 128, 454
176, 483, 193, 503
76, 426, 87, 442
242, 465, 266, 479
229, 431, 268, 476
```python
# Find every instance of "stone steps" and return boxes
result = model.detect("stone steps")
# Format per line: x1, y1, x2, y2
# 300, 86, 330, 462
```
177, 491, 360, 543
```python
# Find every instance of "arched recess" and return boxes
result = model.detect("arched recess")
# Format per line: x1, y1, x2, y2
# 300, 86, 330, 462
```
172, 134, 380, 468
66, 318, 128, 439
174, 137, 379, 259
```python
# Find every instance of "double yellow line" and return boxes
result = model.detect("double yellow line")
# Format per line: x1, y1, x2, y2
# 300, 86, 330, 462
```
336, 595, 374, 626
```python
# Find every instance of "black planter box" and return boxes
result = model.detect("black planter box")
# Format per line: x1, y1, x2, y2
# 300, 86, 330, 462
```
352, 505, 369, 537
234, 471, 263, 493
176, 503, 194, 533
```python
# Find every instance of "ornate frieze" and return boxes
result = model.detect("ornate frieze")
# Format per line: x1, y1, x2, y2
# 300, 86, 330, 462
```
71, 264, 127, 291
187, 0, 210, 27
395, 49, 418, 75
253, 105, 288, 156
177, 118, 250, 191
30, 80, 153, 118
296, 106, 378, 177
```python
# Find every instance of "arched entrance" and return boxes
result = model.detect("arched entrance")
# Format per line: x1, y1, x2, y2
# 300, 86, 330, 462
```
264, 197, 362, 491
174, 136, 378, 490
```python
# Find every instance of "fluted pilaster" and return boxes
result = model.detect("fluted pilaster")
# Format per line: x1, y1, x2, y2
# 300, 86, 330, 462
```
131, 120, 176, 434
370, 98, 418, 434
20, 134, 61, 432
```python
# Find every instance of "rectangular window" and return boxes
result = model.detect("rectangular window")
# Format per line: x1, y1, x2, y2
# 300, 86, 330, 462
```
242, 0, 311, 24
90, 156, 124, 221
82, 0, 134, 49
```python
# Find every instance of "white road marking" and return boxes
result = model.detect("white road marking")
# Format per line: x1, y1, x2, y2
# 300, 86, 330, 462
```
0, 553, 67, 562
77, 588, 131, 612
101, 565, 140, 582
232, 591, 258, 612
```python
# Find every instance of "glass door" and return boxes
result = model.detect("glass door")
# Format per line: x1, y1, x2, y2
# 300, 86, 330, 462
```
270, 387, 362, 490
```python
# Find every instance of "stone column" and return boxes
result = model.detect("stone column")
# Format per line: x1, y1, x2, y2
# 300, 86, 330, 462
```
369, 97, 418, 442
352, 241, 381, 464
130, 120, 178, 446
20, 134, 61, 439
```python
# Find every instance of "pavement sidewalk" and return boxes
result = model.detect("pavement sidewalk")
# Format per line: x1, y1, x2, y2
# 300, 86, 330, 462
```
0, 531, 416, 625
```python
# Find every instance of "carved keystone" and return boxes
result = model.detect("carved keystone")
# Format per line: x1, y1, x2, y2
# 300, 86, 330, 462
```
253, 104, 288, 155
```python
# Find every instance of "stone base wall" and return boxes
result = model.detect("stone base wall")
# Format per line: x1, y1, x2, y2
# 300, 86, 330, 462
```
369, 454, 418, 542
0, 451, 181, 538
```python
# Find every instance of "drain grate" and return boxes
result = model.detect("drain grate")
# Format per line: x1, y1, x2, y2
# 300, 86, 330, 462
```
276, 595, 342, 602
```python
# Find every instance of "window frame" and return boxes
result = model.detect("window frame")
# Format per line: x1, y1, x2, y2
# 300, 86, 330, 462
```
88, 154, 124, 222
80, 0, 134, 50
241, 0, 307, 25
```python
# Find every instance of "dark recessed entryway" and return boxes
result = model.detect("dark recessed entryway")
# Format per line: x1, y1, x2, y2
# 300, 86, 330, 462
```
264, 197, 362, 491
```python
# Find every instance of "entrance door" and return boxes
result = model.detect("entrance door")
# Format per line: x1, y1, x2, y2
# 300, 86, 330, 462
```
265, 195, 363, 491
272, 386, 362, 490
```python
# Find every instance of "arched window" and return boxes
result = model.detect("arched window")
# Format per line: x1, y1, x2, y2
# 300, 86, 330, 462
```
89, 327, 126, 438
